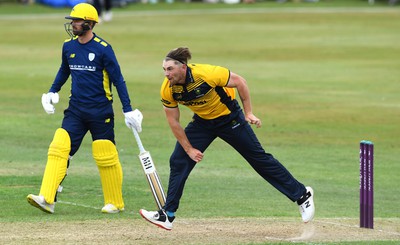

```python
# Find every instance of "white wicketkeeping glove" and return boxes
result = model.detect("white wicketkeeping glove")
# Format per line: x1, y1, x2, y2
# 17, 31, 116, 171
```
124, 109, 143, 133
41, 92, 59, 114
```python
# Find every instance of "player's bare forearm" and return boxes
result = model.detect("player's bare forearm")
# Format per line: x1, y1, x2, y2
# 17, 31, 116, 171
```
227, 72, 261, 127
164, 107, 189, 149
164, 107, 203, 162
169, 122, 191, 152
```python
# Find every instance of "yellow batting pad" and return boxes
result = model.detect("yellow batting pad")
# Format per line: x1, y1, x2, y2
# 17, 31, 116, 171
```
92, 140, 124, 209
40, 128, 70, 204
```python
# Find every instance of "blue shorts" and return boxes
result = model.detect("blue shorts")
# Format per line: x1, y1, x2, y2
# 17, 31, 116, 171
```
61, 101, 115, 156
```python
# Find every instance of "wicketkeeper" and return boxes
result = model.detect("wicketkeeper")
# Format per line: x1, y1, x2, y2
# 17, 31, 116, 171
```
140, 47, 315, 230
27, 3, 143, 214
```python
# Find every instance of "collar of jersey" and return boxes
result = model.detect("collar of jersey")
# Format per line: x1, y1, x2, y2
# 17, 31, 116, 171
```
184, 66, 194, 85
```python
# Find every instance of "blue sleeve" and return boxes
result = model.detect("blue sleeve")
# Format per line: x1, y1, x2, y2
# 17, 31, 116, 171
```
104, 45, 133, 113
49, 44, 70, 93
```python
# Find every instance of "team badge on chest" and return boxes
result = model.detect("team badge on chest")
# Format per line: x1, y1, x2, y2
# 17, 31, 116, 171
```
88, 53, 95, 61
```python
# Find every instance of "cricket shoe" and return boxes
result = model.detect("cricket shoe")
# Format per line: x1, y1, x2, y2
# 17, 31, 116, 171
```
297, 186, 315, 223
139, 209, 175, 230
101, 204, 124, 214
27, 194, 54, 214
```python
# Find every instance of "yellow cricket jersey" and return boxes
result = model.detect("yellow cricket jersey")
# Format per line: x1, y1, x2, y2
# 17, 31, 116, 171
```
160, 63, 236, 120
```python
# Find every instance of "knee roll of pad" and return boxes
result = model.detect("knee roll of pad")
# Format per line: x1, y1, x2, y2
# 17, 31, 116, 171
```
48, 128, 71, 160
92, 140, 119, 167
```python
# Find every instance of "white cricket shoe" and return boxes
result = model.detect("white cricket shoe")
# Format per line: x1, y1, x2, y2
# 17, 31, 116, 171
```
27, 194, 54, 214
139, 209, 174, 230
101, 204, 124, 214
297, 186, 315, 223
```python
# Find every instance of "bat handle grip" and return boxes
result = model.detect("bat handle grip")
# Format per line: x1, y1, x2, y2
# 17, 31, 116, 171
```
132, 128, 146, 153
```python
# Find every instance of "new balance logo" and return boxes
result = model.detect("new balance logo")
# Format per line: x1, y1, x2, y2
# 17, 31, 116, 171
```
305, 200, 311, 208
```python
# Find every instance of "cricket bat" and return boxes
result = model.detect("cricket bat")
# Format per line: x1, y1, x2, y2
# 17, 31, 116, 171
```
132, 128, 166, 210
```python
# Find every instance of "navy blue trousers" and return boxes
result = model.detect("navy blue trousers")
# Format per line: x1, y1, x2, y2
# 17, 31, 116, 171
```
164, 108, 306, 212
61, 102, 115, 156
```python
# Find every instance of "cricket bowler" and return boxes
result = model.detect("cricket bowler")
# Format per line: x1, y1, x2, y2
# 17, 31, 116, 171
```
140, 47, 315, 230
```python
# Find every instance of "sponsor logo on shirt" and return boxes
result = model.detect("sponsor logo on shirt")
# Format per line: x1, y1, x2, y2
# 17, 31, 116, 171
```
182, 100, 207, 106
69, 65, 96, 71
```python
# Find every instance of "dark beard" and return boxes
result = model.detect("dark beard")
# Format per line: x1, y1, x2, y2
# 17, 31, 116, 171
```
72, 29, 84, 36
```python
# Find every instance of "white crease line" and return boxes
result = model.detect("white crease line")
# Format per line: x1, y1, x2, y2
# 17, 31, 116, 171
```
57, 200, 136, 214
57, 200, 100, 210
263, 224, 316, 242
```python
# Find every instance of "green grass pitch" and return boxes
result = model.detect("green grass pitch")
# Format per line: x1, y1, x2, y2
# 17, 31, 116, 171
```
0, 1, 399, 244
